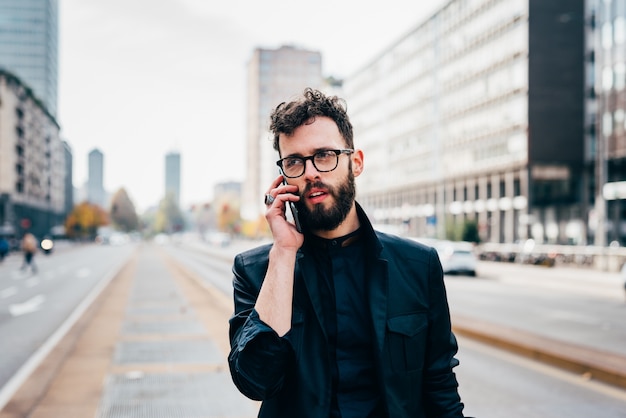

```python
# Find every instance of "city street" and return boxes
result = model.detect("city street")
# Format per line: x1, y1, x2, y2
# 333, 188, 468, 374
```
0, 238, 625, 417
0, 243, 133, 393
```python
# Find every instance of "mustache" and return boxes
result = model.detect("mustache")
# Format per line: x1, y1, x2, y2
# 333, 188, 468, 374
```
302, 181, 331, 196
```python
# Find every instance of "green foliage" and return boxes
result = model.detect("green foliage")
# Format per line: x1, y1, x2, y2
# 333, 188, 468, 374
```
462, 219, 480, 244
155, 192, 185, 233
445, 217, 480, 243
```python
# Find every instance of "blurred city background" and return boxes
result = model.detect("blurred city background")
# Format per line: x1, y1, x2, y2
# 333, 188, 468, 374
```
2, 0, 626, 269
1, 1, 626, 417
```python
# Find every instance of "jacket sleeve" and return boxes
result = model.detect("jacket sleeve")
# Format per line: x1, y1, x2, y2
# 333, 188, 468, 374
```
423, 247, 465, 417
228, 252, 295, 401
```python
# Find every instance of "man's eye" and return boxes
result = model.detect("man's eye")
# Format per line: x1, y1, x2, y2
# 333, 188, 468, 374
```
316, 151, 334, 159
284, 158, 302, 168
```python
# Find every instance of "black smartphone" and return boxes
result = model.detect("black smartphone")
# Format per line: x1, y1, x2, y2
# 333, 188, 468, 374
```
280, 171, 302, 233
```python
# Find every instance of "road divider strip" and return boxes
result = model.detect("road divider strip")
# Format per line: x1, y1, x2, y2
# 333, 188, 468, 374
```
452, 314, 626, 390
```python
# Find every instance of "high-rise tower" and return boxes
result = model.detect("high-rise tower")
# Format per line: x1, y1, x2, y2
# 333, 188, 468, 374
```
87, 148, 105, 207
241, 45, 323, 222
0, 0, 59, 116
165, 151, 181, 207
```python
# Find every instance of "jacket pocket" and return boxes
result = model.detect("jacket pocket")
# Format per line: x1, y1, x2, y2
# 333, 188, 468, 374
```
387, 313, 428, 372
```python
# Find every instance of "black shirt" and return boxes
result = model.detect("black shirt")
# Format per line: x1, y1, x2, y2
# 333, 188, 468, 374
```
307, 230, 384, 417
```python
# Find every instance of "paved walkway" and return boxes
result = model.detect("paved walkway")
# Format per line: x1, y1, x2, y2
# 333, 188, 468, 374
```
0, 243, 258, 418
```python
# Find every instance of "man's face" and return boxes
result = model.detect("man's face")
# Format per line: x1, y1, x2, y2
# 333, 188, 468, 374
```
278, 116, 363, 233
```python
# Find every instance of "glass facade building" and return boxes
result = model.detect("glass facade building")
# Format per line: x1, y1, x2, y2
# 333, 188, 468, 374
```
593, 0, 626, 245
345, 0, 586, 245
165, 151, 181, 208
0, 0, 58, 116
87, 148, 105, 208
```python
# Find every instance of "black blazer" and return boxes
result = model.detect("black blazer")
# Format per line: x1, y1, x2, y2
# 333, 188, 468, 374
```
229, 205, 465, 417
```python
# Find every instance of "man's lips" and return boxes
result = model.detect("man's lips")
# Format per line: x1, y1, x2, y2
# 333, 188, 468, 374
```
306, 189, 328, 204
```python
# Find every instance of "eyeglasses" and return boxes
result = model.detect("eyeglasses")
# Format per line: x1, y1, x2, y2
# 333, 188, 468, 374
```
276, 149, 354, 178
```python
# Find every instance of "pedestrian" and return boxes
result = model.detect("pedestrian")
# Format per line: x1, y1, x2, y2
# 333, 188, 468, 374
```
228, 88, 467, 417
20, 232, 38, 273
0, 236, 9, 262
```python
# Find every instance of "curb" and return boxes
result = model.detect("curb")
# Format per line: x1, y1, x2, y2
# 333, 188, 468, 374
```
452, 315, 626, 390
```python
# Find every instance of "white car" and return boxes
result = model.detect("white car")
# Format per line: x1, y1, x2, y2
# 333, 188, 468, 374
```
435, 241, 477, 277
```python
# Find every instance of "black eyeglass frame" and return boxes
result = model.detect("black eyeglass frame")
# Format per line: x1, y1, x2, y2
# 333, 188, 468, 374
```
276, 149, 354, 178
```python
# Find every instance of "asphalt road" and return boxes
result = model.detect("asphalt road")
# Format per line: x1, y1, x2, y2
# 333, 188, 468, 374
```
0, 243, 134, 395
445, 260, 626, 357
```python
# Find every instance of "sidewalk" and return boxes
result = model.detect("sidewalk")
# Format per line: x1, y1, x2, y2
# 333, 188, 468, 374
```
0, 243, 258, 418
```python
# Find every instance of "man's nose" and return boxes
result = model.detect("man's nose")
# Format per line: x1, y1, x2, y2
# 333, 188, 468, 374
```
302, 158, 320, 178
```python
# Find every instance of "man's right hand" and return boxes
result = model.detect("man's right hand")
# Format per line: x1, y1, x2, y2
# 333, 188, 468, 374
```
264, 175, 304, 250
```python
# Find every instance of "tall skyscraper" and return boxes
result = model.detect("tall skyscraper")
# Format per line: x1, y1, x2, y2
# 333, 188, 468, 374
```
165, 151, 181, 207
241, 45, 323, 222
0, 0, 59, 116
87, 148, 105, 207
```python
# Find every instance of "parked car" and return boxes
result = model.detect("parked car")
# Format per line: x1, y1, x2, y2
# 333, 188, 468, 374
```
435, 241, 477, 277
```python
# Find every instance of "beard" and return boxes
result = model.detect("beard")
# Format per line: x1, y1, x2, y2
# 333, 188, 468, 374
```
296, 170, 356, 232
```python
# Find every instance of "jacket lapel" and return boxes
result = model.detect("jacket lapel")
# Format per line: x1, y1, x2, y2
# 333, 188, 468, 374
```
296, 251, 328, 341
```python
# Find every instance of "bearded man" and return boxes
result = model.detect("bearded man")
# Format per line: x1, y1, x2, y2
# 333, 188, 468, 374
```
228, 88, 467, 418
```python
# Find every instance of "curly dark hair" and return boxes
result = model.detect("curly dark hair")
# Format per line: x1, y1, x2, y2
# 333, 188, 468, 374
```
269, 88, 354, 153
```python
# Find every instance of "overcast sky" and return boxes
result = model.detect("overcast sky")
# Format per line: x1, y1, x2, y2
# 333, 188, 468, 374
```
58, 0, 445, 211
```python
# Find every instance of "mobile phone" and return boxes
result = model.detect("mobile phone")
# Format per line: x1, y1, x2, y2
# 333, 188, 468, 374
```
280, 171, 302, 233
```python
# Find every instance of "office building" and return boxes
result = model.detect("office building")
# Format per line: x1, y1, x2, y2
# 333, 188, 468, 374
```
62, 141, 74, 215
0, 0, 59, 116
87, 148, 106, 207
165, 151, 181, 207
592, 0, 626, 246
0, 69, 65, 238
241, 45, 323, 222
345, 0, 586, 245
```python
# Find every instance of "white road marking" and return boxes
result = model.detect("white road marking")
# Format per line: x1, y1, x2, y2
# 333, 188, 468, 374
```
8, 294, 46, 316
0, 286, 18, 299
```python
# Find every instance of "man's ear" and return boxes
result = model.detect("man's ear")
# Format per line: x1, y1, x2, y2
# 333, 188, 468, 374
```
352, 149, 364, 177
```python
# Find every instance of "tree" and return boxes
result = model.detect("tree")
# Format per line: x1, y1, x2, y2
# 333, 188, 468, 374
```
110, 188, 139, 232
462, 219, 480, 244
155, 192, 185, 233
65, 202, 109, 239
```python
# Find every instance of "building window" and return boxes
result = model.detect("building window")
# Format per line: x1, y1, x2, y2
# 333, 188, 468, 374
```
615, 62, 626, 90
602, 22, 613, 49
615, 109, 625, 133
603, 112, 614, 136
603, 66, 614, 90
615, 17, 626, 44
